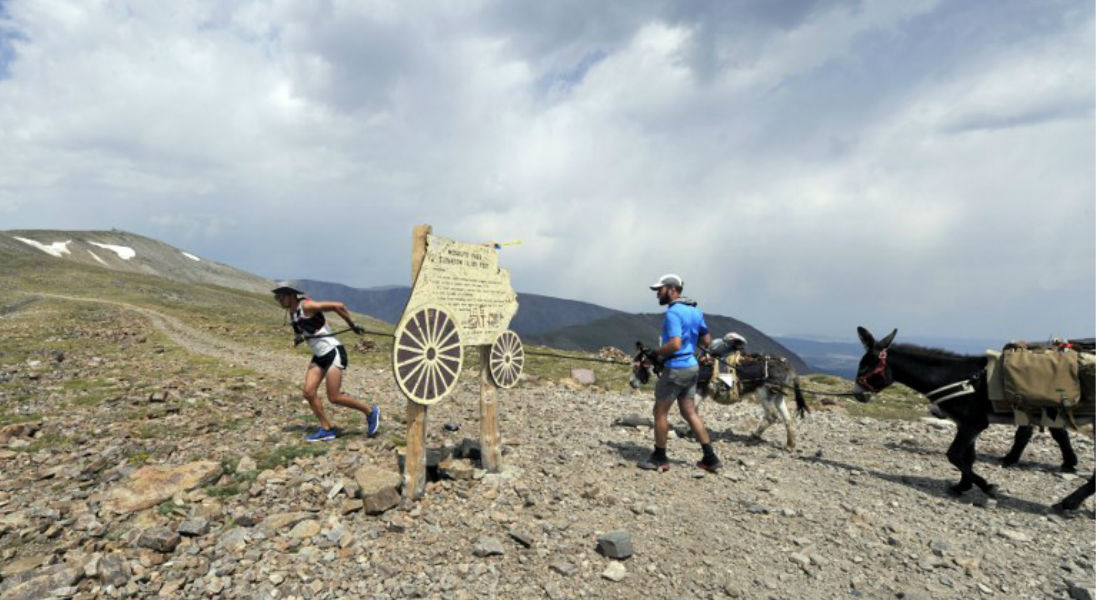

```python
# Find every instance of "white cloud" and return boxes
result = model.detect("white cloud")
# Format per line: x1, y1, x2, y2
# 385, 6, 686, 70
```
0, 0, 1092, 340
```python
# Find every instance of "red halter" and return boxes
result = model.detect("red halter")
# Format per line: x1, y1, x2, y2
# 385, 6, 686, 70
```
857, 349, 889, 393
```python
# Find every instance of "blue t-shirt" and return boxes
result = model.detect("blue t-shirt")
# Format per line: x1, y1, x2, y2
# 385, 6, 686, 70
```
661, 301, 708, 368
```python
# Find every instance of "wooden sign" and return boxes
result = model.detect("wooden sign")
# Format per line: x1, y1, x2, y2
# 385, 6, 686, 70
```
397, 227, 521, 503
404, 234, 519, 347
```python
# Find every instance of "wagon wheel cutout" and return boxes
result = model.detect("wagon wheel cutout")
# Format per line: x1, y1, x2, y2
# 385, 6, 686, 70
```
489, 330, 524, 389
393, 305, 464, 405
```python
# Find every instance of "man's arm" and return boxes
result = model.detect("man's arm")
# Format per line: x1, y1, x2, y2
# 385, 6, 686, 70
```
655, 337, 681, 356
698, 332, 713, 363
655, 311, 683, 357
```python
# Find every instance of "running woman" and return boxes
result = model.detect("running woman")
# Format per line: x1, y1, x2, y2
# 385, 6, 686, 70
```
273, 284, 381, 441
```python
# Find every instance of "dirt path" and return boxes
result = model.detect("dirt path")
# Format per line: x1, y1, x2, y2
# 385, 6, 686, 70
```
29, 292, 303, 383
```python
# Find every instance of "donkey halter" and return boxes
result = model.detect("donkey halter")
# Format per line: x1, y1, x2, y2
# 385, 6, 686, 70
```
857, 349, 889, 393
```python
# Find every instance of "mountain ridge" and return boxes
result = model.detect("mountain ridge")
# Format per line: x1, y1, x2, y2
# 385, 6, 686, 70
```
1, 229, 272, 294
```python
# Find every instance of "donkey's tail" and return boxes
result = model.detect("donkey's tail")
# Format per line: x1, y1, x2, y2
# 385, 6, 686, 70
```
794, 378, 809, 419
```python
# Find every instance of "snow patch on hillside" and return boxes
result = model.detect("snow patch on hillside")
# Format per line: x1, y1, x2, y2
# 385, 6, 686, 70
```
88, 241, 136, 260
181, 251, 201, 262
14, 237, 72, 257
87, 250, 108, 266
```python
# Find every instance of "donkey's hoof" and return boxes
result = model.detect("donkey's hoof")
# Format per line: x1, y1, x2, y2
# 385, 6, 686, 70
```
980, 484, 998, 498
948, 483, 970, 497
1000, 457, 1020, 469
1052, 500, 1076, 512
1060, 464, 1078, 474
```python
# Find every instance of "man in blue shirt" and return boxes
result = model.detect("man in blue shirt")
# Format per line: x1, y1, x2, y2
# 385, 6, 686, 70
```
639, 274, 722, 472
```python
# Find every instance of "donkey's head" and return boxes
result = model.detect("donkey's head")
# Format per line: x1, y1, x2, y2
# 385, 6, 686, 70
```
853, 326, 898, 401
629, 342, 661, 389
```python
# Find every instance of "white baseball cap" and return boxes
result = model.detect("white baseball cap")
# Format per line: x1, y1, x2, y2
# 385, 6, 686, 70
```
648, 273, 683, 290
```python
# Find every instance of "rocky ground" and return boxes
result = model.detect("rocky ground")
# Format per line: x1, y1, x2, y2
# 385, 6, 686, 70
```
0, 298, 1095, 600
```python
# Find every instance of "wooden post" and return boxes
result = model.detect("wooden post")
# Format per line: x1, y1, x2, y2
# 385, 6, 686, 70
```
403, 225, 431, 504
479, 345, 502, 472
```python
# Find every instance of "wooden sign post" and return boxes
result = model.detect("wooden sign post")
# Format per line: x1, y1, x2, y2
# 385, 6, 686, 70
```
394, 226, 522, 504
402, 225, 432, 502
479, 346, 502, 471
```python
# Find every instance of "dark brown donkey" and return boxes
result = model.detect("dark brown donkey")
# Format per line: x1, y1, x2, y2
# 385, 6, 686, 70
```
852, 327, 1094, 511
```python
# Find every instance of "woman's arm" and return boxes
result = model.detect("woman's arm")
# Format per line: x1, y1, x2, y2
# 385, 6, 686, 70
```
302, 300, 360, 329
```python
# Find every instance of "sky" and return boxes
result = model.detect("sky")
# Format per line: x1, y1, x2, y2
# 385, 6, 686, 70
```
0, 0, 1094, 341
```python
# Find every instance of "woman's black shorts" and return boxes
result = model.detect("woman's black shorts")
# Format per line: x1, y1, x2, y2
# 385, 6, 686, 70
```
311, 346, 348, 371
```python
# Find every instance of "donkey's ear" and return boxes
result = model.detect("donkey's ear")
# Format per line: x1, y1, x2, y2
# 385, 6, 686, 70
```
880, 328, 898, 349
857, 327, 875, 351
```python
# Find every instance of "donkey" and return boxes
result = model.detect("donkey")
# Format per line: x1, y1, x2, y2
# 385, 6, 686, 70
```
853, 327, 1094, 511
632, 342, 809, 451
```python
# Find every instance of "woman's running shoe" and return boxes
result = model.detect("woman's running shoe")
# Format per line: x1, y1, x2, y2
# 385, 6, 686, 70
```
367, 405, 381, 437
306, 427, 336, 442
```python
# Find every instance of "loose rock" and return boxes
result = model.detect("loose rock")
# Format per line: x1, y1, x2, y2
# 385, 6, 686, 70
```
136, 527, 181, 553
596, 530, 633, 559
473, 536, 505, 557
601, 561, 627, 582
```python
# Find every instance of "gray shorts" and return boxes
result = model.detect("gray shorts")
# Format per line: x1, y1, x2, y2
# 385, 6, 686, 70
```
655, 365, 699, 403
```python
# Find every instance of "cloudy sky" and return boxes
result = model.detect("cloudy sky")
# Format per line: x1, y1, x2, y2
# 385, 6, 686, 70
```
0, 0, 1094, 341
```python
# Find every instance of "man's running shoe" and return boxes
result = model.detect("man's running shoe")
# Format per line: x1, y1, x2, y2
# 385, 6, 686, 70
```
637, 453, 670, 472
696, 455, 722, 473
305, 427, 336, 442
366, 405, 381, 437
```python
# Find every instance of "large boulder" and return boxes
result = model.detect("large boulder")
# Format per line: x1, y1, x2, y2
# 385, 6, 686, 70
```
0, 564, 82, 600
103, 461, 222, 514
354, 465, 401, 514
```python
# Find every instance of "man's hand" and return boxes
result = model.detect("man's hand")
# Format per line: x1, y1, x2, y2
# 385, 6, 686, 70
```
351, 323, 366, 335
294, 334, 305, 346
644, 348, 663, 367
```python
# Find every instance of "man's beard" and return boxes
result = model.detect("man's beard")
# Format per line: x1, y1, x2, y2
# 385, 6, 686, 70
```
658, 292, 670, 306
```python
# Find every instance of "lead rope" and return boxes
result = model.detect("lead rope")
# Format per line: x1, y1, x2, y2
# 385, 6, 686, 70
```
297, 324, 865, 397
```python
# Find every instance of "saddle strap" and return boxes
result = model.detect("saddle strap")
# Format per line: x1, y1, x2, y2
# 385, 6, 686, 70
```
926, 379, 977, 406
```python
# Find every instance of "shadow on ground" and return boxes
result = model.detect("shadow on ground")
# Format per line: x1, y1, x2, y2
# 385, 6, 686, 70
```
798, 454, 1063, 517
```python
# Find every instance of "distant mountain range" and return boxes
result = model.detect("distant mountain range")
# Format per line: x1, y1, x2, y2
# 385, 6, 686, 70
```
773, 337, 863, 377
291, 279, 812, 373
291, 279, 623, 335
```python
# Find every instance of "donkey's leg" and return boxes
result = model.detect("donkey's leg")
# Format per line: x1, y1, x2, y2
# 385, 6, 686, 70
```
1000, 425, 1033, 468
1050, 428, 1078, 473
752, 394, 777, 440
1054, 473, 1095, 511
962, 432, 997, 496
772, 392, 796, 452
946, 428, 973, 495
947, 418, 995, 496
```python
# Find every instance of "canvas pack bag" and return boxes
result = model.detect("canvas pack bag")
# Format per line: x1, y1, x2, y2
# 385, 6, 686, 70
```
704, 352, 742, 405
1000, 343, 1081, 410
1077, 349, 1095, 409
734, 354, 770, 397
